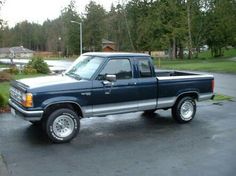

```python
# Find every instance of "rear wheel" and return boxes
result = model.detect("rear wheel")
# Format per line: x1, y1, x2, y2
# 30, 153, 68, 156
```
172, 96, 196, 123
43, 108, 80, 143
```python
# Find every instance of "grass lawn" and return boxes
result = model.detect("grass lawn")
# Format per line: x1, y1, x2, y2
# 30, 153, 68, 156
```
0, 73, 45, 107
197, 48, 236, 59
155, 48, 236, 74
0, 63, 9, 68
213, 94, 233, 101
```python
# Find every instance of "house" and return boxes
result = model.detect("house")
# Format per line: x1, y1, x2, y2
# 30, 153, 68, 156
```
0, 48, 10, 58
102, 39, 116, 52
0, 46, 34, 59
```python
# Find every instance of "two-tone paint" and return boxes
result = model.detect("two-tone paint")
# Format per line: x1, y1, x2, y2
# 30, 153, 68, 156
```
9, 52, 214, 122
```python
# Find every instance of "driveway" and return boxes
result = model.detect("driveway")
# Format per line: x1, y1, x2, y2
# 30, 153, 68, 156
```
0, 100, 236, 176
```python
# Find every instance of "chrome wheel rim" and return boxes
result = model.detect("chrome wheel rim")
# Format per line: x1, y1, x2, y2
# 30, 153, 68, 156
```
180, 101, 194, 120
52, 115, 75, 138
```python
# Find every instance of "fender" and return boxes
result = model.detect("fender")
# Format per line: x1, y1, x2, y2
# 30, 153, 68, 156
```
42, 96, 85, 117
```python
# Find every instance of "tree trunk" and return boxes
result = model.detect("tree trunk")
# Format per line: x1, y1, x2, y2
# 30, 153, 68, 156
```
179, 44, 184, 59
172, 37, 176, 59
187, 0, 193, 59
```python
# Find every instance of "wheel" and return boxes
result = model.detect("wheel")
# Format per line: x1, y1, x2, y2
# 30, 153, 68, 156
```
171, 96, 196, 123
44, 108, 80, 143
143, 109, 156, 114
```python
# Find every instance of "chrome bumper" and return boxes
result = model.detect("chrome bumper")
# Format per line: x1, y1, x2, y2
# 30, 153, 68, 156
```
8, 99, 43, 121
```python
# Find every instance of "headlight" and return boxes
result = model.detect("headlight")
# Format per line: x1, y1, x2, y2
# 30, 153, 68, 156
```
22, 93, 33, 108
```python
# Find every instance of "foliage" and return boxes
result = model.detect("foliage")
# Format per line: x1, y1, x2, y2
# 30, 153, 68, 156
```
22, 66, 37, 75
83, 1, 107, 51
0, 0, 236, 59
0, 74, 45, 108
6, 66, 19, 74
26, 57, 50, 74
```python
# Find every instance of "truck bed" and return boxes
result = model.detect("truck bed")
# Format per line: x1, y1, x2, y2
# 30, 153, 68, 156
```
155, 70, 199, 77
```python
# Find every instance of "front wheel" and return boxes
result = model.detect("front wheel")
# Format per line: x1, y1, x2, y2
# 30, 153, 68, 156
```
172, 96, 196, 123
44, 108, 80, 143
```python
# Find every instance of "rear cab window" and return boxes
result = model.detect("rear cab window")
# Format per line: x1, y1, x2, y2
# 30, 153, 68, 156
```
137, 59, 153, 78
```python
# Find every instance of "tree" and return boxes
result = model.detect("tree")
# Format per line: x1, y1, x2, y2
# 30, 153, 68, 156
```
61, 0, 81, 55
83, 1, 106, 51
205, 0, 236, 57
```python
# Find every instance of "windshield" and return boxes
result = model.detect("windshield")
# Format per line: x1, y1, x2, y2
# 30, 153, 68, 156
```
65, 55, 104, 80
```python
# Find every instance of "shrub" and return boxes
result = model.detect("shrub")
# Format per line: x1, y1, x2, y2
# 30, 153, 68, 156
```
0, 94, 6, 107
0, 71, 12, 82
27, 56, 50, 74
23, 66, 37, 75
6, 66, 19, 74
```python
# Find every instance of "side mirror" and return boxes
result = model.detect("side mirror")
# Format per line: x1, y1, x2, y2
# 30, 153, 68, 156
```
105, 74, 116, 82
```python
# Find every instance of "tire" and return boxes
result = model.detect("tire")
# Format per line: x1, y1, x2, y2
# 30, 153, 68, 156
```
44, 108, 80, 143
171, 96, 196, 123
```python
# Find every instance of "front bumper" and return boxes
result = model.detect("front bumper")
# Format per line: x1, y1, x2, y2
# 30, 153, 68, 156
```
9, 99, 43, 121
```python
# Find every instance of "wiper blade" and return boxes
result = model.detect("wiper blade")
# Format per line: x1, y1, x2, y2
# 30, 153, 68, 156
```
65, 72, 81, 80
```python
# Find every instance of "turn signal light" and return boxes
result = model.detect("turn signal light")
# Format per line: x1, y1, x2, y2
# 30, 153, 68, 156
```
22, 93, 33, 107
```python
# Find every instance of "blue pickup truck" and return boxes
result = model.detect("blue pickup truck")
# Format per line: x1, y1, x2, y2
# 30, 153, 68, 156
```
9, 52, 214, 143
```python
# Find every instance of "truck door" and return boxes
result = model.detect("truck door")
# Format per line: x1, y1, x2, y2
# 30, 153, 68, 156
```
92, 58, 139, 116
136, 58, 157, 110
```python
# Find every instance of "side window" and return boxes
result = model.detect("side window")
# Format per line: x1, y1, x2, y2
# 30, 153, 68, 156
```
138, 59, 152, 77
97, 59, 132, 80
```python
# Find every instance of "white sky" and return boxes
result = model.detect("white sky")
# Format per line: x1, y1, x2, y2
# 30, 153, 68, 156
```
1, 0, 119, 27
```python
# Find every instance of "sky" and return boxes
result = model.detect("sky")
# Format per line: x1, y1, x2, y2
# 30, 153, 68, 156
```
1, 0, 119, 27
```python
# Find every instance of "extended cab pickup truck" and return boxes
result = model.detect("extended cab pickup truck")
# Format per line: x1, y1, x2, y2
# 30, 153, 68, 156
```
9, 52, 214, 143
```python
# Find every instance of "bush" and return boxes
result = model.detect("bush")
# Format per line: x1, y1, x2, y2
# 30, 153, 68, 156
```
6, 66, 19, 74
27, 56, 50, 74
23, 66, 37, 75
0, 94, 6, 107
0, 71, 12, 82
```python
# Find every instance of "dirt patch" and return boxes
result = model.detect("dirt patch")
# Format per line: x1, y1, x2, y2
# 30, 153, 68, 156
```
0, 106, 10, 113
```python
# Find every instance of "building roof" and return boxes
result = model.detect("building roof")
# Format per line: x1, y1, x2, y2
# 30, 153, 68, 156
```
10, 46, 34, 53
102, 39, 115, 44
0, 48, 10, 54
0, 46, 34, 54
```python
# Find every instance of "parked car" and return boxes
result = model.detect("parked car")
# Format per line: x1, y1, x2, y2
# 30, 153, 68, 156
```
9, 52, 214, 143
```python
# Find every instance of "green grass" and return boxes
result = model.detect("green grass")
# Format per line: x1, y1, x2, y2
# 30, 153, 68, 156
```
0, 63, 9, 68
0, 73, 46, 108
213, 94, 233, 101
155, 48, 236, 73
156, 58, 236, 73
198, 48, 236, 59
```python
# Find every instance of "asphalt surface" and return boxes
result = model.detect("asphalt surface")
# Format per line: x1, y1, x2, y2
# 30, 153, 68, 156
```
0, 100, 236, 176
0, 68, 236, 176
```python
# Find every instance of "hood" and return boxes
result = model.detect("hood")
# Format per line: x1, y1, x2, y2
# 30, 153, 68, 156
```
17, 75, 79, 89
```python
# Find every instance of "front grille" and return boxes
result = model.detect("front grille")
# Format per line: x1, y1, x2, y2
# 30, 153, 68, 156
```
10, 87, 22, 103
